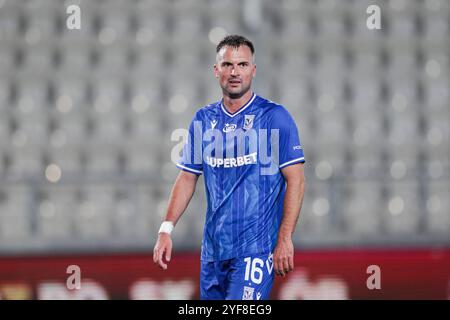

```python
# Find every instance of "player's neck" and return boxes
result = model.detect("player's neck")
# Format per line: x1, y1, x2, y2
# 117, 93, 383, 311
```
222, 90, 254, 114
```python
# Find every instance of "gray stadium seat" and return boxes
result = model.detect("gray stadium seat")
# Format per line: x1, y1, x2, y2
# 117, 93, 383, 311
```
0, 4, 21, 43
383, 180, 421, 235
134, 2, 170, 44
94, 44, 129, 72
58, 40, 93, 72
341, 181, 382, 235
37, 186, 75, 239
110, 185, 146, 238
0, 185, 31, 240
47, 145, 83, 175
124, 143, 160, 175
21, 42, 56, 72
421, 9, 448, 43
278, 75, 311, 116
10, 112, 49, 147
91, 114, 125, 144
74, 184, 115, 239
84, 145, 121, 175
387, 51, 419, 80
0, 78, 10, 109
423, 79, 448, 112
387, 116, 421, 155
279, 1, 313, 44
350, 116, 384, 177
385, 11, 417, 40
296, 181, 333, 236
15, 76, 50, 114
136, 184, 159, 237
206, 0, 242, 35
53, 74, 89, 111
0, 45, 16, 75
51, 113, 87, 144
426, 180, 450, 234
424, 117, 450, 162
22, 5, 59, 44
0, 116, 9, 146
97, 6, 132, 42
6, 145, 44, 178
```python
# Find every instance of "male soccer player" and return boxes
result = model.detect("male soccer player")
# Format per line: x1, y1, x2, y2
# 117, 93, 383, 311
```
153, 35, 306, 300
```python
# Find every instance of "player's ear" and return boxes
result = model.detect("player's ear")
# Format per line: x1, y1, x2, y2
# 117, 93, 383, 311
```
213, 64, 219, 78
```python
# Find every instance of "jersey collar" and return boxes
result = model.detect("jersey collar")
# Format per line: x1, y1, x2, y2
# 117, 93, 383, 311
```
220, 93, 256, 118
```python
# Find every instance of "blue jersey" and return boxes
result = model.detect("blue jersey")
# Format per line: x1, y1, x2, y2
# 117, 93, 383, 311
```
176, 93, 305, 261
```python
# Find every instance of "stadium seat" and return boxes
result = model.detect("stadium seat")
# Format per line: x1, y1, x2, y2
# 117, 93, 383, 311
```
20, 42, 56, 73
5, 145, 44, 178
109, 185, 144, 238
93, 43, 130, 73
340, 181, 383, 235
123, 143, 160, 175
425, 180, 450, 234
349, 116, 384, 178
134, 2, 170, 45
0, 4, 22, 43
383, 180, 421, 235
0, 115, 9, 147
73, 184, 115, 239
424, 117, 449, 163
423, 79, 448, 113
84, 144, 121, 175
0, 185, 31, 240
297, 181, 333, 235
22, 3, 59, 44
36, 186, 75, 239
385, 11, 417, 40
206, 0, 243, 35
46, 145, 83, 175
0, 45, 16, 75
421, 9, 448, 43
136, 183, 159, 236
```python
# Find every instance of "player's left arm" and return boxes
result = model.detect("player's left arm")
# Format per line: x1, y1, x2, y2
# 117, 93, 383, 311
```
274, 163, 306, 277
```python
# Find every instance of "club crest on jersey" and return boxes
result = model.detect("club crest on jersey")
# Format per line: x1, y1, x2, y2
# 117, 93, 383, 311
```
242, 286, 254, 300
243, 115, 255, 130
223, 123, 237, 132
211, 119, 217, 129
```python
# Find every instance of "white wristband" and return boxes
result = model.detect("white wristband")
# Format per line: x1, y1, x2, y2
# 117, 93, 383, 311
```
158, 221, 174, 235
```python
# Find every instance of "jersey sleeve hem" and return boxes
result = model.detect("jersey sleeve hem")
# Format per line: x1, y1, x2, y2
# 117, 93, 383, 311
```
279, 157, 305, 169
176, 163, 203, 175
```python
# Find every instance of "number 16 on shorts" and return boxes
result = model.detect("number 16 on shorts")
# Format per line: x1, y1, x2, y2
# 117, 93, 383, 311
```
244, 253, 274, 284
240, 253, 274, 300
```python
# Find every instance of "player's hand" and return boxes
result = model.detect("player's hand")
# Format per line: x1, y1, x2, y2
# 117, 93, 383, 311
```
273, 235, 294, 277
153, 233, 172, 270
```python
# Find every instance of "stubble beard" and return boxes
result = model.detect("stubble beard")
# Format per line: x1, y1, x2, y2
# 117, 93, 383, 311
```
223, 82, 252, 100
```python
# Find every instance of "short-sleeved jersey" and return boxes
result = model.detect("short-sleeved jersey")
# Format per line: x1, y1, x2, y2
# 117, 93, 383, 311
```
177, 93, 305, 261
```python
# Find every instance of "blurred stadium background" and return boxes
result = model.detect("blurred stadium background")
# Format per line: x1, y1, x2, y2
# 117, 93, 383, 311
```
0, 0, 448, 299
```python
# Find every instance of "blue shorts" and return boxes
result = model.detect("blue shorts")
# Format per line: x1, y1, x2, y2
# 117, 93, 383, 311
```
200, 252, 274, 300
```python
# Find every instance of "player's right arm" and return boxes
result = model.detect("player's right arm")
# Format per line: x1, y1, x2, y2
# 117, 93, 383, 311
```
153, 170, 199, 270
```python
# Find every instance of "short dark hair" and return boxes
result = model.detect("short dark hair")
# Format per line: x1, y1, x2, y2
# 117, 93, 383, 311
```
216, 35, 255, 55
